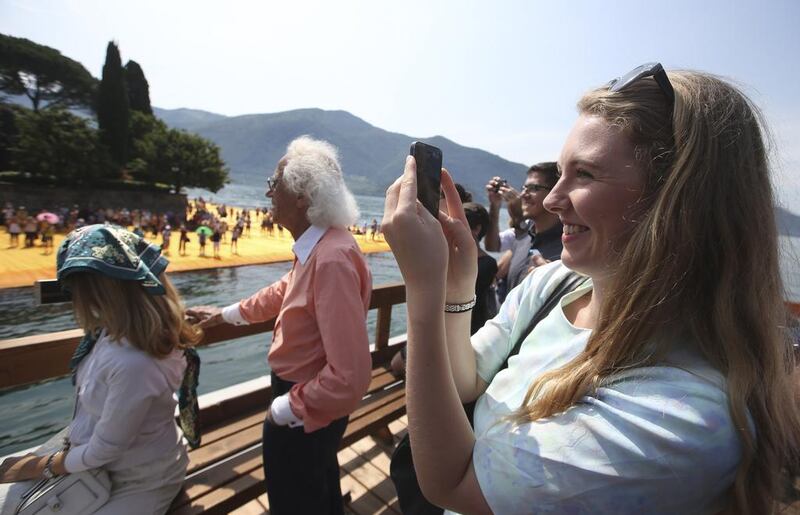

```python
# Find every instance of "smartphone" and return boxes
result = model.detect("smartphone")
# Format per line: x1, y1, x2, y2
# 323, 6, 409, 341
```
410, 141, 442, 218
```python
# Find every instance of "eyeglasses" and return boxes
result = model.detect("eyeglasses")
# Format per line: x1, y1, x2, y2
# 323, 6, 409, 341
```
521, 184, 552, 195
266, 175, 280, 193
607, 62, 674, 104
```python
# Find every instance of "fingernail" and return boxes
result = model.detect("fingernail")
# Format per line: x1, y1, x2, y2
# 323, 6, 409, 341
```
406, 156, 413, 164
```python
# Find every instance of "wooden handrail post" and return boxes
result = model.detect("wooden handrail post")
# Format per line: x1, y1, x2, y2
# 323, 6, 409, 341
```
375, 305, 392, 350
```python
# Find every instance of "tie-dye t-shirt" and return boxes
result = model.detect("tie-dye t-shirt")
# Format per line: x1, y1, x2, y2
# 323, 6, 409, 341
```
460, 262, 741, 515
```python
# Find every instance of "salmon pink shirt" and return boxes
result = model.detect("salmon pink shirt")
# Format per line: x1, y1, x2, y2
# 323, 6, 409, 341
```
222, 225, 372, 432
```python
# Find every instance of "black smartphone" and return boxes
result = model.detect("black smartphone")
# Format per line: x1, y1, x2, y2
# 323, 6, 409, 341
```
410, 141, 442, 218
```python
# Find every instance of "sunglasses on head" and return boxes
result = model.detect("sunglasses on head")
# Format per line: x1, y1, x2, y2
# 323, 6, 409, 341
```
607, 62, 674, 104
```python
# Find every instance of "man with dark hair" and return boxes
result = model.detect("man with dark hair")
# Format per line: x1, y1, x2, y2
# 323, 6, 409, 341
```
509, 162, 562, 286
522, 162, 561, 259
485, 162, 563, 294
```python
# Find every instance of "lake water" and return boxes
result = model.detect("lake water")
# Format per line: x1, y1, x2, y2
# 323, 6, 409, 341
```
0, 186, 798, 456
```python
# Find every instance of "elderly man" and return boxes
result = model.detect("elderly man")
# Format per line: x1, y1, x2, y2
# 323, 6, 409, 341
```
188, 136, 372, 515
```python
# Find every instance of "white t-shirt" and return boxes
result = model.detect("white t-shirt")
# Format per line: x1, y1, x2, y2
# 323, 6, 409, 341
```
462, 262, 740, 514
498, 228, 517, 254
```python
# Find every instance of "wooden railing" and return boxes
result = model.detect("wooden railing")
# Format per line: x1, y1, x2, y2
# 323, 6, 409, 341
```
3, 280, 796, 391
0, 282, 407, 391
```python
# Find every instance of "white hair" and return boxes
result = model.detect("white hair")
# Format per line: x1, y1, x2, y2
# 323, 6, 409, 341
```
281, 136, 359, 228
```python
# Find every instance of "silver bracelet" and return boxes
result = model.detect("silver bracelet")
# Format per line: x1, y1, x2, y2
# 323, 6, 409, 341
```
43, 452, 60, 479
444, 296, 477, 313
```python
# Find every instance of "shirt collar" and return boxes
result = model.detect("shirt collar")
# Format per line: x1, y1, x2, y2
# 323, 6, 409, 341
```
292, 225, 328, 264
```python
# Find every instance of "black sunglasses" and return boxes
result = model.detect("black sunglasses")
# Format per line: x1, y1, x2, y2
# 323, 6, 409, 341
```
521, 184, 551, 195
607, 62, 674, 104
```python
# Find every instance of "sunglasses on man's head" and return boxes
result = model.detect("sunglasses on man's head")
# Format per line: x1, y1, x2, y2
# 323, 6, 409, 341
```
607, 62, 675, 104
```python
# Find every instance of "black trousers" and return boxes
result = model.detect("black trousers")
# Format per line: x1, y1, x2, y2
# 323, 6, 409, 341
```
262, 372, 348, 515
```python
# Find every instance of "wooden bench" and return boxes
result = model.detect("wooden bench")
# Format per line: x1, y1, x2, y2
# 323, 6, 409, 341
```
168, 359, 406, 514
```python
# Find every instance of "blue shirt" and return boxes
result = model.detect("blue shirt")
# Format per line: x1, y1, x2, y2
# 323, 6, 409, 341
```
463, 262, 740, 514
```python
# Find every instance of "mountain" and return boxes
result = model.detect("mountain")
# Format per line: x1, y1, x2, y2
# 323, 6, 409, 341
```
777, 206, 800, 237
153, 107, 528, 199
152, 107, 226, 129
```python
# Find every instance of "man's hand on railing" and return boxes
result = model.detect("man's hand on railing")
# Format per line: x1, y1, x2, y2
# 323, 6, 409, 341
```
186, 306, 225, 329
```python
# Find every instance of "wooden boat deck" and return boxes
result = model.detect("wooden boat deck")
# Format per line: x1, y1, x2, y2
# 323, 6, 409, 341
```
231, 416, 408, 515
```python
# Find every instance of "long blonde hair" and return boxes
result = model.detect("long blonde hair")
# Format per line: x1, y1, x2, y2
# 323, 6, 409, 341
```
514, 71, 800, 513
66, 272, 202, 358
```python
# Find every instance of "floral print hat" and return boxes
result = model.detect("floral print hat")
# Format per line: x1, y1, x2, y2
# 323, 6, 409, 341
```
56, 223, 168, 294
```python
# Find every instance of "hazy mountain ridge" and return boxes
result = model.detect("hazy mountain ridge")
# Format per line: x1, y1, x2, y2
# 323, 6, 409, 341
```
153, 107, 226, 128
777, 206, 800, 237
153, 107, 528, 199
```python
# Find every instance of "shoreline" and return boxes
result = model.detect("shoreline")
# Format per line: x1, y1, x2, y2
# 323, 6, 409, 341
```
0, 226, 391, 289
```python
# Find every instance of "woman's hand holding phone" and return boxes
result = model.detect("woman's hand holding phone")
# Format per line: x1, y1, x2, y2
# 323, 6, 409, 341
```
381, 157, 477, 301
382, 156, 448, 293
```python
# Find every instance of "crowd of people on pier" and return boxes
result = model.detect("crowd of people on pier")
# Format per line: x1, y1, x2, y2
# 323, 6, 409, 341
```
1, 203, 183, 255
2, 64, 800, 515
2, 197, 383, 261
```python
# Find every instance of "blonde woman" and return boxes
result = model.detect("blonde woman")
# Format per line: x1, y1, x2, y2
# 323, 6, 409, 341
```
382, 64, 800, 514
0, 224, 201, 515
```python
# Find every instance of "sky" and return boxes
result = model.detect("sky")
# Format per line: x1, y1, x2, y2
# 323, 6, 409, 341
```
2, 0, 799, 210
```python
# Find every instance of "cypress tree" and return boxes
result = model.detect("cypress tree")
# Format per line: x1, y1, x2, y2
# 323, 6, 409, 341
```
0, 105, 19, 171
124, 60, 152, 115
96, 41, 129, 171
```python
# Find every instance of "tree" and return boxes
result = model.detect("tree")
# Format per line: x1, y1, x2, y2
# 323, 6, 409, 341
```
167, 130, 229, 193
96, 41, 129, 169
0, 104, 20, 170
127, 110, 168, 184
127, 111, 229, 192
124, 60, 152, 115
11, 108, 110, 183
0, 34, 97, 112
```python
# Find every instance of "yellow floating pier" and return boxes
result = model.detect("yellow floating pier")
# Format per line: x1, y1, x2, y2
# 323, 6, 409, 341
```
0, 226, 390, 290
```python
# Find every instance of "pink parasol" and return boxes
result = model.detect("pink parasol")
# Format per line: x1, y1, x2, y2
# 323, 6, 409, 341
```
36, 212, 60, 224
